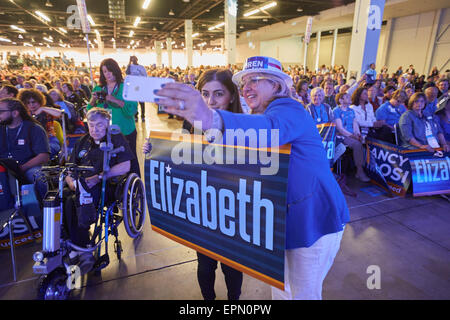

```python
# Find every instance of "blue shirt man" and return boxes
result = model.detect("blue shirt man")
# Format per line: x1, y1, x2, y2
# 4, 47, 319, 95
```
423, 99, 437, 117
365, 64, 377, 85
333, 107, 356, 134
376, 101, 407, 127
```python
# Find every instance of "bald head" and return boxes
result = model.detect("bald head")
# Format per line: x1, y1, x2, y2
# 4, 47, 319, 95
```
424, 86, 438, 102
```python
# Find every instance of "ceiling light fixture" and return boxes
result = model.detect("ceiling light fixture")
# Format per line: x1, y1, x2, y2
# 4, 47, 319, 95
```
134, 17, 141, 27
11, 25, 26, 33
142, 0, 151, 9
208, 22, 225, 31
243, 9, 259, 17
35, 10, 51, 22
169, 9, 175, 16
129, 30, 134, 37
45, 0, 53, 7
192, 33, 199, 37
59, 27, 67, 33
0, 37, 11, 42
260, 2, 277, 11
244, 1, 277, 17
43, 36, 53, 43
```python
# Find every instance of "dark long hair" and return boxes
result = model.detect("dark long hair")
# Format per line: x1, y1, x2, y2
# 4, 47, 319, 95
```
99, 58, 123, 87
0, 98, 41, 126
196, 68, 242, 114
351, 87, 368, 106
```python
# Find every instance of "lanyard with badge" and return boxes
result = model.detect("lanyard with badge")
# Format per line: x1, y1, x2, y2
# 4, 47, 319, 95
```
424, 116, 440, 148
102, 83, 119, 109
6, 122, 24, 159
312, 104, 325, 123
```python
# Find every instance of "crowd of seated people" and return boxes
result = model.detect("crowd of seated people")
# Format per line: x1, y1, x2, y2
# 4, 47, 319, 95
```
1, 60, 449, 200
1, 56, 450, 281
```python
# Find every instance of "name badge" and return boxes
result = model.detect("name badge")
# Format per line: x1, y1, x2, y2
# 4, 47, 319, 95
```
18, 139, 25, 145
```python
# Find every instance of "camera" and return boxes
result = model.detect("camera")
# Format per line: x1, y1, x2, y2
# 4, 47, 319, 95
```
96, 90, 107, 103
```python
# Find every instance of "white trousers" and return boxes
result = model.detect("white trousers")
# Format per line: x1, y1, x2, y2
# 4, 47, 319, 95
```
271, 228, 345, 300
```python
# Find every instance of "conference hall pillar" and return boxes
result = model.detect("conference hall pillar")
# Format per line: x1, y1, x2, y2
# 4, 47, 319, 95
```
224, 0, 237, 65
185, 19, 193, 68
314, 30, 321, 72
166, 37, 173, 68
155, 40, 162, 67
347, 0, 386, 78
331, 29, 338, 68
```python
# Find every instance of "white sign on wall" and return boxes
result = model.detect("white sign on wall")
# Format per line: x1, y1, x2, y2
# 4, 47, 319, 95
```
304, 17, 313, 44
367, 5, 382, 30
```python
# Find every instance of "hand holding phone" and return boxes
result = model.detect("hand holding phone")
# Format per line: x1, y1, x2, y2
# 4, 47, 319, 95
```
123, 76, 175, 103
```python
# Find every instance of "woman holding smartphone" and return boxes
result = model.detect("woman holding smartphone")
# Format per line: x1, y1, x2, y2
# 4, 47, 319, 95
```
87, 58, 139, 174
143, 69, 244, 300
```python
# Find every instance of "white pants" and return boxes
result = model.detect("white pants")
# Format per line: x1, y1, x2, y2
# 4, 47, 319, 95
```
271, 228, 345, 300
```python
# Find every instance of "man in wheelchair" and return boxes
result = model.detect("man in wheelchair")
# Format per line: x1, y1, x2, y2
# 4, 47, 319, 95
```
63, 107, 137, 274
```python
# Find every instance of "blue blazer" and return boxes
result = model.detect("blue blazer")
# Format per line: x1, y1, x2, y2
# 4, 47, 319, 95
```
217, 97, 349, 249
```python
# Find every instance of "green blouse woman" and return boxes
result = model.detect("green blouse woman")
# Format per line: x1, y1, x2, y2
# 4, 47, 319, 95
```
87, 58, 139, 174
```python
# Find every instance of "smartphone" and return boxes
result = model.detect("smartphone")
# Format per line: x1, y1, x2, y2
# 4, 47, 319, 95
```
122, 76, 174, 102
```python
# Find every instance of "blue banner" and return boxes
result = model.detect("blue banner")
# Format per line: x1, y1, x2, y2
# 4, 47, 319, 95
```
144, 131, 290, 290
366, 138, 410, 196
365, 138, 450, 197
0, 215, 42, 250
316, 122, 336, 167
408, 154, 450, 196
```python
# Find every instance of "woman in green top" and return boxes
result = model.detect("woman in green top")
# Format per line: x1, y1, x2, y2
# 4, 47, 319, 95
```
87, 58, 139, 174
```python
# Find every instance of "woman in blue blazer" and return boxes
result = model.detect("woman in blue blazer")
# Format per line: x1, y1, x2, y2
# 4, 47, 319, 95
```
154, 56, 350, 300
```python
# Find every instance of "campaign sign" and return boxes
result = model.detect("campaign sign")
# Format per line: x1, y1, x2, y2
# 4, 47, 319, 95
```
408, 153, 450, 196
365, 138, 410, 196
0, 215, 42, 250
316, 122, 336, 167
145, 131, 290, 290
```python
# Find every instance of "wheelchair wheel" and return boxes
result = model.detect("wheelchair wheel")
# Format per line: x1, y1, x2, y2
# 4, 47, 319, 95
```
122, 173, 146, 238
37, 268, 70, 300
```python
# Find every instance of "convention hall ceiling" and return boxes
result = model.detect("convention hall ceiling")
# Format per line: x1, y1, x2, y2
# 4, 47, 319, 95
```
0, 0, 354, 49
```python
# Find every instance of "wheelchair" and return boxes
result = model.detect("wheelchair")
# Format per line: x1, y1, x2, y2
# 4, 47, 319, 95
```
32, 128, 146, 300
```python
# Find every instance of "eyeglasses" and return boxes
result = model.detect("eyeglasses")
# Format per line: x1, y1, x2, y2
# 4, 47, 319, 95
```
238, 76, 274, 91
